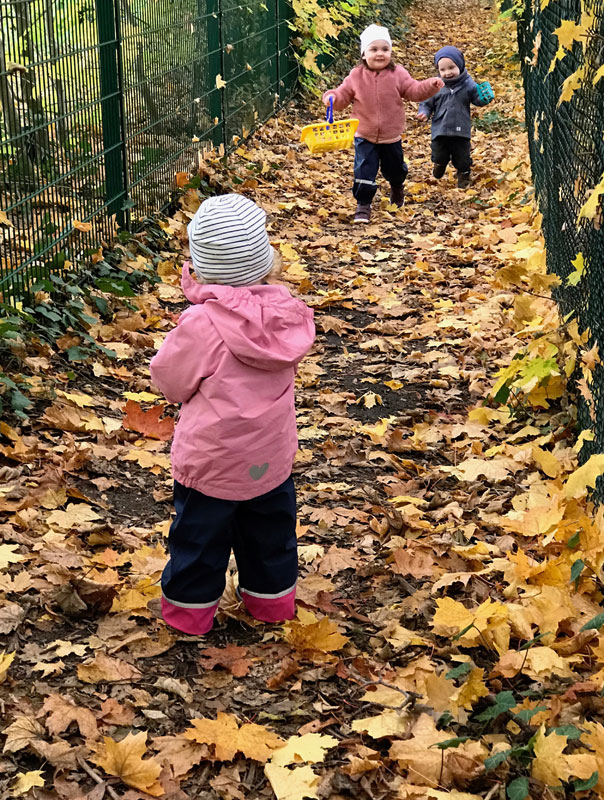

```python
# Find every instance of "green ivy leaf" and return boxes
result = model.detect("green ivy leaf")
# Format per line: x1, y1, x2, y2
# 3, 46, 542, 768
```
581, 612, 604, 632
446, 663, 473, 680
476, 691, 517, 722
506, 776, 529, 800
515, 706, 546, 723
571, 558, 586, 585
574, 771, 598, 791
434, 736, 471, 750
550, 725, 583, 740
484, 748, 512, 771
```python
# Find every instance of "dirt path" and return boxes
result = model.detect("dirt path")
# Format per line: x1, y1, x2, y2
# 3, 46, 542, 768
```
0, 1, 564, 798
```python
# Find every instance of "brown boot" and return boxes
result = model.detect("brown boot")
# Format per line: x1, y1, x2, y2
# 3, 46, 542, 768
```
433, 163, 447, 179
354, 203, 371, 223
457, 171, 471, 189
389, 185, 405, 207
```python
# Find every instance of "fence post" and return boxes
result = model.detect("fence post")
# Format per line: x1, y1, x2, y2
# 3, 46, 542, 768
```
95, 0, 127, 226
276, 0, 289, 101
207, 0, 225, 150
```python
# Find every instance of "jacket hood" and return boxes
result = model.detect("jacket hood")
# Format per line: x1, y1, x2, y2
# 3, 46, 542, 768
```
181, 262, 315, 371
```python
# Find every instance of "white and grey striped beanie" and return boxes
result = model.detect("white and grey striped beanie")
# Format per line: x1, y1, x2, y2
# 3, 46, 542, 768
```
187, 194, 274, 286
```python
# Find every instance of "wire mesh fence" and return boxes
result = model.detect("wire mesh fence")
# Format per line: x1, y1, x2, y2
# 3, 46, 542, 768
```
0, 0, 297, 304
516, 0, 604, 462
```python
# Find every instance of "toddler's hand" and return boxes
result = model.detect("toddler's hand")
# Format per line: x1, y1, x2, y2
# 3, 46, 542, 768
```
323, 93, 336, 105
430, 77, 444, 91
417, 112, 428, 122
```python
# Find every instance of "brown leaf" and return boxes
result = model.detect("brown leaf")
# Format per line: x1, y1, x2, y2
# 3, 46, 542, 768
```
122, 400, 174, 441
392, 547, 435, 578
2, 715, 44, 754
41, 693, 99, 740
77, 652, 142, 684
318, 545, 358, 576
0, 601, 25, 634
198, 644, 253, 677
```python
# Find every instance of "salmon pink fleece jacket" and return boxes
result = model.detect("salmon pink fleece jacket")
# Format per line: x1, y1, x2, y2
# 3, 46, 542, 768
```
323, 64, 440, 143
150, 264, 315, 501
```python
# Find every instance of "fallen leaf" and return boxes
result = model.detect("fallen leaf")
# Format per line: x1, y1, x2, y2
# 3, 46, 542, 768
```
93, 731, 163, 795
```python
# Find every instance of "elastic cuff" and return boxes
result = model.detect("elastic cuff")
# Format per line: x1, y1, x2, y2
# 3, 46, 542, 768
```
239, 585, 296, 623
161, 594, 219, 635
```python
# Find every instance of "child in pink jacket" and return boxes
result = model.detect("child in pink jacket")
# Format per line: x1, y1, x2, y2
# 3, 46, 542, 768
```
323, 24, 443, 223
150, 194, 315, 635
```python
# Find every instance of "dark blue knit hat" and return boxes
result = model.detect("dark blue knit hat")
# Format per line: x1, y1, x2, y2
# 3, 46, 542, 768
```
434, 46, 465, 72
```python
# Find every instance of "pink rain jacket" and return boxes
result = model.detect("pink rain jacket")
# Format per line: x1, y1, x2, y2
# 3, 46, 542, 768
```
323, 64, 440, 143
150, 265, 315, 501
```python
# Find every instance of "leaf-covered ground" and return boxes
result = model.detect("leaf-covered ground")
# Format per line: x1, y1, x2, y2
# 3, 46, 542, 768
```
3, 1, 604, 799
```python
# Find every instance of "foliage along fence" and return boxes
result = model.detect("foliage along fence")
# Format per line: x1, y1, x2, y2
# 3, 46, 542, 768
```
516, 0, 604, 463
0, 0, 297, 304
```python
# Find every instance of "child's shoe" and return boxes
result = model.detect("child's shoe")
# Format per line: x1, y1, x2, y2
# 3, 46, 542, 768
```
457, 171, 471, 189
433, 163, 447, 179
389, 185, 405, 207
354, 203, 371, 223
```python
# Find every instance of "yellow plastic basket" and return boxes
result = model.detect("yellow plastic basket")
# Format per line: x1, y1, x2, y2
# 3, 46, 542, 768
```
300, 118, 359, 154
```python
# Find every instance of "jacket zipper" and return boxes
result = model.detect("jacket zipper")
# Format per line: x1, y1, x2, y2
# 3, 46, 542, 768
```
375, 71, 380, 144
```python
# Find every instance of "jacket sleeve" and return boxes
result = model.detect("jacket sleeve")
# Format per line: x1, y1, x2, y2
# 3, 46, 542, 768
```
397, 67, 440, 102
322, 72, 356, 111
418, 95, 436, 118
149, 307, 220, 404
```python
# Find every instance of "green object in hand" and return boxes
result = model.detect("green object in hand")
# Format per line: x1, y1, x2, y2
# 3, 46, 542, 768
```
476, 81, 495, 104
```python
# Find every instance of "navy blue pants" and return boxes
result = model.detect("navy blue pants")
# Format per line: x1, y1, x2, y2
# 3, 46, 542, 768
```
162, 477, 297, 611
353, 138, 408, 204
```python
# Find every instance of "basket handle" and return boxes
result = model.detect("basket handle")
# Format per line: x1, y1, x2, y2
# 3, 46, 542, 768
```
325, 96, 334, 124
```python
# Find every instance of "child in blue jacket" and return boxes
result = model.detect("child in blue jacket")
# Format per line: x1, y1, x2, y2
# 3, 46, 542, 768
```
417, 46, 494, 188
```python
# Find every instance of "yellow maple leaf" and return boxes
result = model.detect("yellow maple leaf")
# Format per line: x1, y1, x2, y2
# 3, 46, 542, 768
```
351, 710, 409, 738
282, 610, 348, 654
532, 726, 597, 786
579, 171, 604, 221
0, 209, 14, 227
558, 65, 585, 105
531, 446, 561, 478
93, 731, 162, 795
264, 762, 320, 800
0, 544, 24, 571
72, 219, 92, 232
564, 453, 604, 498
271, 733, 338, 767
122, 391, 160, 402
12, 770, 45, 795
594, 63, 604, 84
184, 712, 282, 762
0, 651, 15, 684
215, 73, 226, 89
451, 668, 489, 714
553, 19, 589, 50
567, 252, 586, 286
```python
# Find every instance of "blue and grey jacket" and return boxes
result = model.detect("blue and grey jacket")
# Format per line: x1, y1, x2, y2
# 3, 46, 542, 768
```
418, 72, 491, 140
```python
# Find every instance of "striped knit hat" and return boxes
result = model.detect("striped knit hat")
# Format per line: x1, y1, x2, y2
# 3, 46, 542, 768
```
187, 194, 274, 286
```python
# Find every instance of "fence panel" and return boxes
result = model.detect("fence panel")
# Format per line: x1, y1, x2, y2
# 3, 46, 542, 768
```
0, 0, 297, 304
516, 0, 604, 463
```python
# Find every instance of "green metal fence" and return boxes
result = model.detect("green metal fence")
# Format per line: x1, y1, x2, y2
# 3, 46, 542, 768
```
516, 0, 604, 464
0, 0, 297, 303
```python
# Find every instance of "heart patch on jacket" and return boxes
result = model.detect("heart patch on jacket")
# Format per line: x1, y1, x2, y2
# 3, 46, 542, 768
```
249, 463, 269, 480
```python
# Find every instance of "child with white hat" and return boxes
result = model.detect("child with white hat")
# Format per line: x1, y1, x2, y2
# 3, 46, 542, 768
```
150, 193, 315, 635
323, 24, 443, 223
